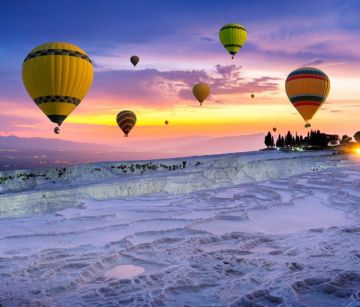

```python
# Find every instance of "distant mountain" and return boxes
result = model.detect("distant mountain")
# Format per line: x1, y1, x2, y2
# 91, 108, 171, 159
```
0, 134, 265, 155
0, 134, 265, 170
0, 135, 116, 151
178, 134, 265, 155
119, 134, 264, 155
118, 135, 211, 153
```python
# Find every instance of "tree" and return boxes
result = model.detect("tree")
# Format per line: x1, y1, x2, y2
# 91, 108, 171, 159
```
295, 133, 300, 147
327, 134, 340, 146
276, 134, 281, 147
285, 131, 293, 147
354, 131, 360, 143
264, 132, 272, 148
340, 135, 352, 144
271, 135, 275, 147
280, 136, 285, 147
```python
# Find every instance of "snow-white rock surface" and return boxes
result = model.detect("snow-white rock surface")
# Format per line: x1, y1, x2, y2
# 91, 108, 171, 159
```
0, 150, 359, 306
0, 150, 340, 218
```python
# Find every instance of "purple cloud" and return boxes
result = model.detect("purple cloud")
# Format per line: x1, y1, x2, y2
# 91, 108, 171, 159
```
301, 59, 324, 66
92, 65, 280, 105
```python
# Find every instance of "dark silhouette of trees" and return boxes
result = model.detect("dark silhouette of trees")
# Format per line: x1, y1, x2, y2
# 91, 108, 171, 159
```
276, 134, 284, 147
264, 132, 273, 148
327, 134, 340, 146
265, 129, 341, 150
340, 135, 352, 144
354, 131, 360, 143
285, 131, 293, 147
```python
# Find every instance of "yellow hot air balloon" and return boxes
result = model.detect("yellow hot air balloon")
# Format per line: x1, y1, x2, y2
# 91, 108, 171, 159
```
285, 67, 330, 127
219, 23, 247, 59
22, 42, 93, 133
192, 83, 210, 106
117, 110, 136, 137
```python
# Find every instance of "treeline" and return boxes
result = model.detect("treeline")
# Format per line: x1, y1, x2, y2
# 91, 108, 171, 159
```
264, 130, 346, 149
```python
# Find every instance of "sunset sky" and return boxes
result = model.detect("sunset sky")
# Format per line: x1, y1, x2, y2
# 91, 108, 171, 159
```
1, 0, 360, 147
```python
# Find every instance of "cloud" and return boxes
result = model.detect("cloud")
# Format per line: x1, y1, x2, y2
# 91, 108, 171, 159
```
92, 65, 280, 106
200, 36, 213, 42
301, 59, 324, 66
0, 113, 42, 133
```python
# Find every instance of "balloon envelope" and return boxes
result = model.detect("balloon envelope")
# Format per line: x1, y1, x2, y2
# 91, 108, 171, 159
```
285, 67, 330, 125
22, 42, 93, 128
273, 127, 277, 132
219, 23, 247, 58
130, 56, 139, 67
165, 120, 169, 125
192, 83, 210, 105
117, 110, 137, 137
251, 94, 255, 99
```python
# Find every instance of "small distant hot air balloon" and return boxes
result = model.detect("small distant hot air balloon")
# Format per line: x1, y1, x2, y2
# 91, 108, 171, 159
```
273, 127, 277, 132
54, 127, 60, 134
285, 67, 330, 127
130, 56, 139, 67
192, 83, 210, 106
219, 23, 247, 59
116, 110, 136, 137
251, 94, 255, 99
22, 42, 93, 133
165, 120, 169, 125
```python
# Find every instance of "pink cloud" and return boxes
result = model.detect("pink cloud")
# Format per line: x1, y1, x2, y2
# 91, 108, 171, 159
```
91, 65, 280, 106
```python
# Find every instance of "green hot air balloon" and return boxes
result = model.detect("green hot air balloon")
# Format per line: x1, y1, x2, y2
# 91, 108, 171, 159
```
219, 23, 248, 59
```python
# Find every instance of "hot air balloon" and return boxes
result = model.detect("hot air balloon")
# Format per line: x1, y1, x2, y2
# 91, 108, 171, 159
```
192, 83, 210, 106
22, 42, 93, 134
117, 110, 136, 137
251, 94, 255, 99
285, 67, 330, 127
219, 23, 247, 59
54, 127, 60, 134
130, 56, 139, 67
273, 127, 277, 132
165, 120, 169, 125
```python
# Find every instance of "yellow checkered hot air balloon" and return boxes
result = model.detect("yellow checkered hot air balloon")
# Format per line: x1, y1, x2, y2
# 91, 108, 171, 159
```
219, 23, 247, 59
22, 42, 94, 133
285, 67, 330, 128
